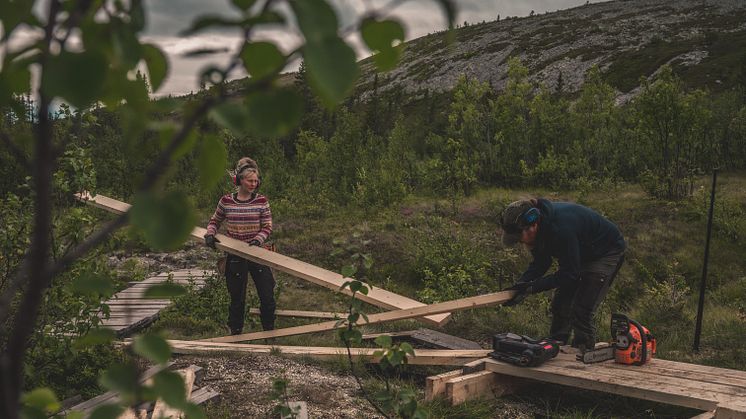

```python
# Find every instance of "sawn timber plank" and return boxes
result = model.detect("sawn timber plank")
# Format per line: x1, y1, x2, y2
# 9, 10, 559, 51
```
482, 357, 738, 412
76, 192, 450, 326
200, 291, 513, 343
163, 340, 491, 365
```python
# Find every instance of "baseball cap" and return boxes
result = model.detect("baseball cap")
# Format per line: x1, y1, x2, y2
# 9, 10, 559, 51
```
500, 199, 535, 246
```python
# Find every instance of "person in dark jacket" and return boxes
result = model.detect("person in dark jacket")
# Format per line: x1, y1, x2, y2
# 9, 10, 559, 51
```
500, 198, 625, 350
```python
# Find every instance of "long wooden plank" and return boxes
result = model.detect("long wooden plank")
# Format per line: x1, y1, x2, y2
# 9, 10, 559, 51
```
602, 360, 746, 390
248, 308, 347, 319
483, 357, 739, 412
164, 340, 491, 366
200, 291, 513, 343
77, 192, 451, 326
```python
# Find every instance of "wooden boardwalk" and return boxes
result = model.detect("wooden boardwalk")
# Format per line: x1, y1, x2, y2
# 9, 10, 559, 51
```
101, 269, 211, 336
426, 351, 746, 418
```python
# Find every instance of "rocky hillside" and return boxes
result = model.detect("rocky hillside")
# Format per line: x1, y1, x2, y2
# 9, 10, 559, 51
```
355, 0, 746, 102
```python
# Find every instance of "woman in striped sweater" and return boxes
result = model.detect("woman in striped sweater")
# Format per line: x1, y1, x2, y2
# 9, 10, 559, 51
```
203, 157, 276, 335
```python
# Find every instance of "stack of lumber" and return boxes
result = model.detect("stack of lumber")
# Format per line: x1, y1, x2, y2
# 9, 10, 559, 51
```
63, 364, 220, 418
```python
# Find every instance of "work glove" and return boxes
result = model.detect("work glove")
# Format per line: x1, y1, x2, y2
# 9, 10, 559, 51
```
248, 239, 261, 246
204, 234, 219, 249
503, 281, 534, 307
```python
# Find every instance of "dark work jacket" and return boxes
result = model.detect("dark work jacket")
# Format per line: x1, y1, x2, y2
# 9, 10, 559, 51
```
518, 199, 625, 292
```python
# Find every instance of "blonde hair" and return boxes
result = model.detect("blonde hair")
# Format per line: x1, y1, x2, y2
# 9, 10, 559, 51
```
235, 157, 259, 179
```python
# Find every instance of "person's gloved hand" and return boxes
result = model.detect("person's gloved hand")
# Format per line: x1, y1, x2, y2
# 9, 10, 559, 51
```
204, 234, 219, 249
503, 281, 534, 307
248, 239, 261, 246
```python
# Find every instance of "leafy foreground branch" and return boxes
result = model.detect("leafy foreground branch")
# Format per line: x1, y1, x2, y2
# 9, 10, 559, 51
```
0, 0, 455, 417
335, 233, 426, 419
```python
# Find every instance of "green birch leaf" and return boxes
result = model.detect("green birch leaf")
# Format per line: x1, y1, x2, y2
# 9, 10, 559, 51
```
129, 191, 197, 251
341, 265, 357, 278
70, 273, 115, 297
374, 335, 392, 348
197, 134, 228, 188
291, 0, 338, 44
89, 404, 124, 419
304, 37, 359, 107
241, 41, 284, 80
209, 102, 250, 136
0, 64, 31, 106
231, 0, 256, 11
180, 403, 206, 419
74, 328, 117, 348
361, 18, 404, 51
42, 51, 107, 108
245, 88, 303, 137
153, 370, 187, 408
133, 334, 172, 365
142, 44, 168, 92
22, 388, 60, 414
99, 364, 138, 399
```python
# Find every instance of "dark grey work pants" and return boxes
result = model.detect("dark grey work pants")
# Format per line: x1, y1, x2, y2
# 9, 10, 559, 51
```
225, 254, 276, 334
549, 250, 625, 348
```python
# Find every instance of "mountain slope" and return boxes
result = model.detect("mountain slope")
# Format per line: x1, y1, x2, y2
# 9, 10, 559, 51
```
355, 0, 746, 101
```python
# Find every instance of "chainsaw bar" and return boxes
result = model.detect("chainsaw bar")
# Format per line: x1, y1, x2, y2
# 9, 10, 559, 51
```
577, 346, 615, 364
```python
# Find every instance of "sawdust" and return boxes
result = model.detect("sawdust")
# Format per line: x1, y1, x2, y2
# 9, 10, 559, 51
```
173, 353, 384, 419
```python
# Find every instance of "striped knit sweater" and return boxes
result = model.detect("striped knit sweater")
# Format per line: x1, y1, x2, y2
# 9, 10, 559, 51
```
206, 193, 272, 245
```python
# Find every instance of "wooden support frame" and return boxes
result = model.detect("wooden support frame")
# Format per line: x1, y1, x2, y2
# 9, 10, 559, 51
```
77, 192, 450, 326
201, 291, 512, 343
425, 358, 527, 404
63, 363, 174, 415
164, 340, 491, 366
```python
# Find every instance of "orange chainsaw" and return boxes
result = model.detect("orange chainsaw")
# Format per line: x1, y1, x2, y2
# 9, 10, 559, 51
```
578, 313, 656, 365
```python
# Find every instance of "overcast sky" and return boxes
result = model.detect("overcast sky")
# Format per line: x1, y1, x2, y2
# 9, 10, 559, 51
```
144, 0, 606, 96
141, 0, 610, 96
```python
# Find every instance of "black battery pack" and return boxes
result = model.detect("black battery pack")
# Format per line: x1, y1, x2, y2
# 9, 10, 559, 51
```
490, 333, 560, 367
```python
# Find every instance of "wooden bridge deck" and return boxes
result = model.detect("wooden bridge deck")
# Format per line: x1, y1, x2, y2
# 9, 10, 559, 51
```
100, 269, 211, 336
427, 351, 746, 418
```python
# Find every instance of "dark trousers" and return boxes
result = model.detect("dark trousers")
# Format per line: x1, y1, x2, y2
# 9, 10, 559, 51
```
225, 254, 276, 333
549, 250, 625, 349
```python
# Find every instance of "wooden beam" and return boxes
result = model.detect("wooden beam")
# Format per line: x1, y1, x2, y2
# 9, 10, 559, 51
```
164, 340, 491, 366
363, 328, 482, 350
447, 370, 501, 405
248, 308, 347, 319
76, 192, 450, 326
425, 369, 464, 401
201, 291, 513, 343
